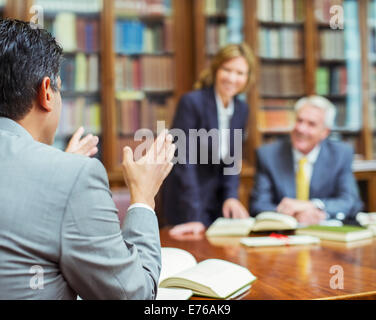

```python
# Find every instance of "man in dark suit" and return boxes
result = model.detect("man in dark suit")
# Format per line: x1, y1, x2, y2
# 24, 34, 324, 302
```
250, 95, 363, 225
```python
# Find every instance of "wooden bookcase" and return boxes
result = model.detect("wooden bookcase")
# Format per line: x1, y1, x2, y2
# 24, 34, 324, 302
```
6, 0, 376, 212
101, 0, 195, 186
32, 0, 103, 159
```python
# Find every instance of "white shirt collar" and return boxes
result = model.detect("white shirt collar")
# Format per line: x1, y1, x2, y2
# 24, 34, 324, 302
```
214, 88, 234, 117
293, 143, 321, 165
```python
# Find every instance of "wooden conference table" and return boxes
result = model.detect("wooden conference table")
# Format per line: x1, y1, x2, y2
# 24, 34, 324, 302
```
160, 228, 376, 300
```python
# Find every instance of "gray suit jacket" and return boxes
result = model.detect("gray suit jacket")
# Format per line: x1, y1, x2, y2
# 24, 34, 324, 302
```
0, 117, 161, 300
249, 138, 363, 220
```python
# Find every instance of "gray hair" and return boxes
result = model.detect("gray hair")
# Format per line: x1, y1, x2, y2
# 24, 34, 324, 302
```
294, 95, 337, 129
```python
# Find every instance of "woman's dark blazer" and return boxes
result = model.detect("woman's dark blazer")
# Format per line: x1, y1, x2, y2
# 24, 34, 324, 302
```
162, 86, 249, 226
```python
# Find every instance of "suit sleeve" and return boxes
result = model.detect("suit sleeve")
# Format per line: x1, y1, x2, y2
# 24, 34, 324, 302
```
319, 147, 363, 219
171, 96, 204, 222
60, 158, 161, 300
249, 149, 279, 216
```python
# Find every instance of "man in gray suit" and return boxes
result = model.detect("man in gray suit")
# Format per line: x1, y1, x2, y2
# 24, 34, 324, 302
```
0, 19, 175, 299
250, 95, 363, 225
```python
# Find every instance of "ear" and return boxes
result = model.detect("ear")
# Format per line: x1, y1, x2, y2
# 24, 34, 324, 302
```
321, 127, 330, 140
37, 77, 54, 112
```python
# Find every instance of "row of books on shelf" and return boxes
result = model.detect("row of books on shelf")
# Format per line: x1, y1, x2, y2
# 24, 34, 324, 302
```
115, 0, 172, 17
314, 0, 343, 24
258, 27, 303, 59
57, 98, 101, 137
115, 55, 174, 92
259, 64, 305, 97
206, 23, 243, 55
257, 0, 305, 23
368, 0, 376, 27
204, 0, 243, 17
48, 13, 100, 53
60, 54, 99, 93
316, 66, 347, 96
117, 97, 173, 135
368, 28, 376, 58
258, 100, 347, 131
115, 19, 173, 55
319, 29, 345, 60
35, 0, 102, 13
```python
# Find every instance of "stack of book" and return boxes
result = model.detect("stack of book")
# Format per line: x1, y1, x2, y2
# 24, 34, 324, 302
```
57, 98, 101, 137
314, 0, 343, 24
257, 0, 305, 23
260, 64, 305, 97
319, 30, 345, 60
115, 56, 174, 92
315, 66, 347, 96
259, 27, 303, 59
60, 54, 99, 93
36, 0, 102, 13
115, 0, 172, 17
117, 96, 173, 135
258, 100, 295, 131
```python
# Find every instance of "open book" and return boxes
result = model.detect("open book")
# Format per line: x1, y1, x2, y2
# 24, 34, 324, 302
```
158, 248, 256, 299
206, 212, 298, 237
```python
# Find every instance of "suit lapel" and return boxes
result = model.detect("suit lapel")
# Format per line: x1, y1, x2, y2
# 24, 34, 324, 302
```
310, 140, 330, 198
279, 139, 296, 198
204, 87, 219, 130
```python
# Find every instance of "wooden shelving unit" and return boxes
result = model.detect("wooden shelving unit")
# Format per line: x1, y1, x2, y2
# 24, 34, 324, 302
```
5, 0, 376, 211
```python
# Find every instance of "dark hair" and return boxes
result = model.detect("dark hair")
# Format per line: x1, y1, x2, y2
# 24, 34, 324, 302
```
0, 19, 63, 121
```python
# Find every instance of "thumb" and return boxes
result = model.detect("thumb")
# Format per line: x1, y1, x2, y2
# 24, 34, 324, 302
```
123, 146, 134, 165
222, 204, 231, 218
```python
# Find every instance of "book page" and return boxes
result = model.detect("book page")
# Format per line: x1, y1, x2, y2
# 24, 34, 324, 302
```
156, 288, 193, 300
159, 248, 197, 284
170, 259, 256, 298
253, 211, 298, 231
206, 217, 255, 236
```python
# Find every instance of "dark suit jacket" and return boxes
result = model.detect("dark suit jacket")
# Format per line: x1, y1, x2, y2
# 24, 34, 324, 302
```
249, 138, 363, 220
163, 87, 249, 226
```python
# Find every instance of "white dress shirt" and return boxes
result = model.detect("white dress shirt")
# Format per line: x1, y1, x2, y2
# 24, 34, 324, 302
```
214, 88, 235, 160
292, 144, 321, 182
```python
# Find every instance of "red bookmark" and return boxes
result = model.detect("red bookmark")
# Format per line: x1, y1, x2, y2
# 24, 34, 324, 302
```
270, 233, 290, 245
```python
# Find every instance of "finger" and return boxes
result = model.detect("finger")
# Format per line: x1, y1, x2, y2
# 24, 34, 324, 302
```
223, 206, 231, 218
70, 127, 85, 146
86, 147, 98, 157
122, 146, 134, 165
147, 130, 168, 162
169, 224, 191, 236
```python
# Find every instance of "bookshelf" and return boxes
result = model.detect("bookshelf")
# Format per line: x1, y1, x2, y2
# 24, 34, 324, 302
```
11, 0, 376, 211
0, 0, 4, 18
367, 0, 376, 159
101, 0, 194, 185
313, 0, 364, 158
31, 0, 103, 160
256, 0, 306, 148
113, 0, 175, 169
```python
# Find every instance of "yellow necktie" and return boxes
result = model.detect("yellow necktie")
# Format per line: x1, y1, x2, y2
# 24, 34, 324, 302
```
296, 157, 309, 201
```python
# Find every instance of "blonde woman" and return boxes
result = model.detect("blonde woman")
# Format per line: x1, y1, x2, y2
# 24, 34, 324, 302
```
163, 43, 255, 235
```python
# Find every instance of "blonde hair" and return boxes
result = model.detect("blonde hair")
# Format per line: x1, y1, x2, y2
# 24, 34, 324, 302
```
194, 43, 255, 93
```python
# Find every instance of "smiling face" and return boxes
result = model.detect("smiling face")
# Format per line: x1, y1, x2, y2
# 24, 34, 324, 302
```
215, 56, 249, 105
290, 104, 330, 155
